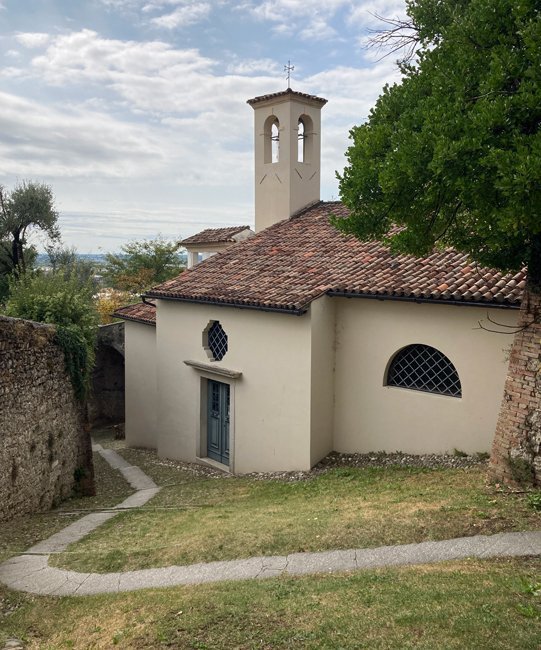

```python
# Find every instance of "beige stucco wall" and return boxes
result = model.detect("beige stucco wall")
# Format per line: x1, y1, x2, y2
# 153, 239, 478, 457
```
156, 300, 313, 473
125, 321, 157, 449
332, 298, 519, 455
149, 294, 518, 472
309, 296, 335, 465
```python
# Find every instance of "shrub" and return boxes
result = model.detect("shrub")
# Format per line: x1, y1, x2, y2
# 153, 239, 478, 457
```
5, 270, 98, 398
527, 492, 541, 512
94, 288, 137, 325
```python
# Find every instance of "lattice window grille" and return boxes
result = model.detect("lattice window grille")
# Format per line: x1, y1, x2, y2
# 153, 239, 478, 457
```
387, 344, 461, 397
207, 321, 228, 361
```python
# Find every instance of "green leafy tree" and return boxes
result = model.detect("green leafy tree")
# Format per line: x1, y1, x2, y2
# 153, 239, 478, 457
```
5, 270, 98, 398
0, 181, 60, 273
338, 0, 541, 483
45, 243, 99, 289
105, 236, 184, 293
0, 239, 37, 302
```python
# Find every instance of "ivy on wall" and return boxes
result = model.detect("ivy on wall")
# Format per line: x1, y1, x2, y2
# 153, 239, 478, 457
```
54, 325, 95, 401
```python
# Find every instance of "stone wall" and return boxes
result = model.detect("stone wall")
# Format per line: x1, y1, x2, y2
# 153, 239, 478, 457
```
88, 322, 125, 425
489, 289, 541, 485
0, 315, 94, 522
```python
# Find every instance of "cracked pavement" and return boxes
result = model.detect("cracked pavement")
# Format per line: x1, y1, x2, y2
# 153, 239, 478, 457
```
1, 444, 540, 597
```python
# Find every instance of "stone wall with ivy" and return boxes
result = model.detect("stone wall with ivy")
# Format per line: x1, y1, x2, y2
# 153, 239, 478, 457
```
0, 315, 94, 522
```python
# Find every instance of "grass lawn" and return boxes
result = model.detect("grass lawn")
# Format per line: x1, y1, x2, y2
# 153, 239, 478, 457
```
49, 442, 541, 574
0, 448, 133, 566
1, 432, 540, 648
1, 558, 540, 649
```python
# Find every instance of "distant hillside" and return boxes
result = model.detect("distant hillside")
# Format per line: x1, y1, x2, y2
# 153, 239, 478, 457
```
36, 251, 187, 269
36, 253, 109, 268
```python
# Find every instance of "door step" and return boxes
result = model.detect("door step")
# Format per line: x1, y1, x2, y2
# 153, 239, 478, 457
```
196, 456, 231, 474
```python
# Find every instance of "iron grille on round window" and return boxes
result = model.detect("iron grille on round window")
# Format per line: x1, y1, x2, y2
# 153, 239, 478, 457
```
208, 321, 228, 361
387, 344, 461, 397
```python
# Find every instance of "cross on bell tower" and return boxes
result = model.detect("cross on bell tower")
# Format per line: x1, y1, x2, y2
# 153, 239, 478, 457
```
284, 60, 294, 89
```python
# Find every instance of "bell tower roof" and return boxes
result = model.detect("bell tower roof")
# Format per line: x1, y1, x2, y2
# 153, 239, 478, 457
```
247, 87, 327, 107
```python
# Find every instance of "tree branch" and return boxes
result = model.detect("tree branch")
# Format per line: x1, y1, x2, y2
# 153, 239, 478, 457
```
365, 13, 421, 63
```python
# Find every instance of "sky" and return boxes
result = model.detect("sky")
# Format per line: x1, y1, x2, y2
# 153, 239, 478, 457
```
0, 0, 406, 253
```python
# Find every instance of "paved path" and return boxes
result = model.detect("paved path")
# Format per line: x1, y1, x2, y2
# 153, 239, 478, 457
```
1, 445, 540, 597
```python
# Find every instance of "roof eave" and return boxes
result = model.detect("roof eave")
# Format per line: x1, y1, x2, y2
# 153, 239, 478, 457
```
144, 292, 308, 316
326, 290, 521, 310
112, 313, 157, 326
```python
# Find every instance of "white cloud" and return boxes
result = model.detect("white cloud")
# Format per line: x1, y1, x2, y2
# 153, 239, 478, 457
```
247, 0, 348, 21
240, 0, 350, 41
150, 1, 211, 28
4, 29, 401, 188
23, 30, 278, 117
15, 32, 51, 48
0, 91, 165, 179
299, 16, 337, 41
97, 0, 215, 28
0, 24, 403, 250
348, 0, 408, 27
142, 0, 206, 11
29, 30, 215, 89
226, 57, 280, 75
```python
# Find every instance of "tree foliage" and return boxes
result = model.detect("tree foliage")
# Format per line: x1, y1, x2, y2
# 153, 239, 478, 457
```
104, 236, 184, 293
0, 240, 37, 302
95, 288, 136, 325
5, 270, 98, 347
338, 0, 541, 286
5, 269, 98, 397
45, 244, 98, 289
0, 181, 59, 273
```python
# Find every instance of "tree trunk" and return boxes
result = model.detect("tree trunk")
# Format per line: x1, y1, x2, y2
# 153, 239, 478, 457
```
11, 231, 25, 272
489, 286, 541, 486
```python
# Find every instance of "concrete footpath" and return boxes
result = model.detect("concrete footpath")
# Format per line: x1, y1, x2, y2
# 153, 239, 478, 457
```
1, 445, 540, 597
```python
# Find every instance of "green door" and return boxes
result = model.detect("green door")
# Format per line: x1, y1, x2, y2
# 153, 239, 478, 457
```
207, 380, 230, 465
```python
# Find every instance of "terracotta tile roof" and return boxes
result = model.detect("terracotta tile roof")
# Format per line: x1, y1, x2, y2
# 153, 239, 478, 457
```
114, 302, 156, 326
147, 202, 526, 313
181, 226, 251, 245
247, 88, 327, 106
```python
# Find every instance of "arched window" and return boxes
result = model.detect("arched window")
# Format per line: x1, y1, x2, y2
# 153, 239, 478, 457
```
386, 344, 461, 397
297, 114, 313, 163
264, 115, 280, 163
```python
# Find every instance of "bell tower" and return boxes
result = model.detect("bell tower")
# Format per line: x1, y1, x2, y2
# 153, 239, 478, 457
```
247, 88, 327, 232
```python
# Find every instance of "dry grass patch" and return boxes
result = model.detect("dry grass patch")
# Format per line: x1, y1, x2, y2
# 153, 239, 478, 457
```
2, 558, 540, 649
50, 452, 541, 573
0, 452, 133, 566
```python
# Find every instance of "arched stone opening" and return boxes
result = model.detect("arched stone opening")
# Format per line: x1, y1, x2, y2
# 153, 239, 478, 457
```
264, 115, 280, 163
297, 114, 314, 164
89, 343, 125, 425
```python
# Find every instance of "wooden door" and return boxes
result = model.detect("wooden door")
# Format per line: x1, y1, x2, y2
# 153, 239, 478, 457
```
207, 380, 230, 465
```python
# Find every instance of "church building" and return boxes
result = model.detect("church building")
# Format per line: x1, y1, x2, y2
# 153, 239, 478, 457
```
115, 88, 525, 474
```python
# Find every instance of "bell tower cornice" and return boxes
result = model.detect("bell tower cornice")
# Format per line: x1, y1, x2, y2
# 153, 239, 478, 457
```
247, 88, 328, 109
